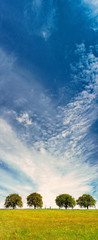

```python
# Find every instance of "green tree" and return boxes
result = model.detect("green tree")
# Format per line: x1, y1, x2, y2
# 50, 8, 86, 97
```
76, 194, 96, 209
27, 192, 43, 209
4, 194, 23, 209
55, 194, 76, 209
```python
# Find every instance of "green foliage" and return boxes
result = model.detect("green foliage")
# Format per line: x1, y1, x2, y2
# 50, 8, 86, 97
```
76, 194, 96, 209
27, 192, 43, 208
4, 194, 23, 209
55, 194, 76, 209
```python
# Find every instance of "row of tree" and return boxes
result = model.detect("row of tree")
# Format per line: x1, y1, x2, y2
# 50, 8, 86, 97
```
4, 193, 96, 209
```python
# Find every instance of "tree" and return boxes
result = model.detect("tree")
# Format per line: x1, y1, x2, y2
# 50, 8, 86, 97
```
55, 194, 76, 209
4, 194, 23, 209
76, 194, 96, 209
27, 192, 43, 209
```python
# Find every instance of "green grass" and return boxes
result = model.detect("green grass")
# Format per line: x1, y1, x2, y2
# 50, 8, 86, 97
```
0, 209, 98, 240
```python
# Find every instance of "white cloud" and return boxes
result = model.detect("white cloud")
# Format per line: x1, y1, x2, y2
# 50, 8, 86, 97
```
16, 113, 32, 125
83, 0, 98, 8
0, 117, 97, 208
82, 0, 98, 30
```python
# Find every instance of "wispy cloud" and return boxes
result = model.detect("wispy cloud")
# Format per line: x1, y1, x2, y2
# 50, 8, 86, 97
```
24, 0, 57, 40
83, 0, 98, 10
82, 0, 98, 30
0, 41, 97, 208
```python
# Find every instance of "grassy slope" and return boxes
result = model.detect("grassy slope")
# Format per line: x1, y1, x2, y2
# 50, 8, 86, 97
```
0, 209, 98, 240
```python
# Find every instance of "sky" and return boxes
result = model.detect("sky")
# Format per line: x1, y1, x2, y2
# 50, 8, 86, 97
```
0, 0, 98, 208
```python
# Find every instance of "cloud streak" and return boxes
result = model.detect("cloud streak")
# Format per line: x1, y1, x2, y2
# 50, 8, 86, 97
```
0, 43, 98, 208
24, 0, 57, 40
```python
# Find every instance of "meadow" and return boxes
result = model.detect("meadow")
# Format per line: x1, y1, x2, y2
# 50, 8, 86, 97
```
0, 209, 98, 240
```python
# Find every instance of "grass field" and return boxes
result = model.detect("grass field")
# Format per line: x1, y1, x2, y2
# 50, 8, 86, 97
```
0, 209, 98, 240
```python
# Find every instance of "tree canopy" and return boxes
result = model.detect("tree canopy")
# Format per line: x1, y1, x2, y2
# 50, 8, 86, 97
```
27, 192, 43, 209
4, 194, 23, 209
55, 194, 76, 209
76, 194, 96, 209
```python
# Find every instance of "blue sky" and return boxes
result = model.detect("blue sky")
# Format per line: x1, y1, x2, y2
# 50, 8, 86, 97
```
0, 0, 98, 208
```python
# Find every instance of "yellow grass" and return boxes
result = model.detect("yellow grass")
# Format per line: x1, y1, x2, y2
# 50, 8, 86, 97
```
0, 209, 98, 239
